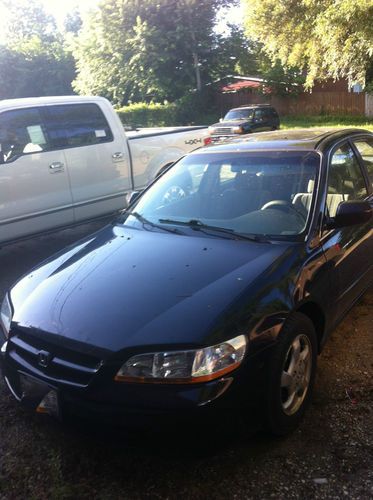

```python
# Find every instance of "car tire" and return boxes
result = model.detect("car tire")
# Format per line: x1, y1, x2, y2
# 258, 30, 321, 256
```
263, 312, 317, 436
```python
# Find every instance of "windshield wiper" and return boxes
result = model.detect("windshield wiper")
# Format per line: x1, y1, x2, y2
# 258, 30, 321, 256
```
127, 212, 183, 234
158, 218, 269, 242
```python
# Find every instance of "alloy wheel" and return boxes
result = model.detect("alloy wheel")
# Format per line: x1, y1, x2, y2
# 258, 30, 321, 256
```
280, 334, 312, 416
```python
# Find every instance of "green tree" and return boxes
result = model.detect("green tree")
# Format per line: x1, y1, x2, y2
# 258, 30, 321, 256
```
72, 0, 235, 105
210, 26, 261, 80
242, 0, 373, 88
64, 8, 83, 35
0, 0, 56, 47
0, 46, 75, 99
258, 56, 305, 96
0, 0, 76, 99
208, 26, 304, 97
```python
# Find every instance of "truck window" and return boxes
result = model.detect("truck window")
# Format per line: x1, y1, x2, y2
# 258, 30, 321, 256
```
0, 108, 49, 163
42, 103, 113, 150
254, 109, 264, 120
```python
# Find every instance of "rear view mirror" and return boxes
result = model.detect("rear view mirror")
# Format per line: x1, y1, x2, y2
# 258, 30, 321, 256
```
327, 200, 372, 229
219, 118, 224, 123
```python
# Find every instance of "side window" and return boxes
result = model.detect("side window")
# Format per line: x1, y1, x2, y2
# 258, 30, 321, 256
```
327, 143, 369, 216
0, 108, 49, 164
219, 163, 236, 184
352, 139, 373, 189
43, 103, 113, 149
254, 109, 264, 121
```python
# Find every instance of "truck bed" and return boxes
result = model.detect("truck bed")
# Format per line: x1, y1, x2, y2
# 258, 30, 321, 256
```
126, 126, 207, 140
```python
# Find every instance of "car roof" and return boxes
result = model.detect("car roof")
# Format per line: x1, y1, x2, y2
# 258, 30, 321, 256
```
229, 105, 272, 111
197, 128, 373, 154
0, 95, 108, 112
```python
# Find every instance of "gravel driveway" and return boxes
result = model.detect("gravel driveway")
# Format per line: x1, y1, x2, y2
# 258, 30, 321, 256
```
0, 221, 372, 500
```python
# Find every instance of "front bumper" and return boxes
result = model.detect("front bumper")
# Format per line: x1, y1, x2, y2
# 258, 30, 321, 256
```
0, 336, 270, 430
210, 134, 238, 143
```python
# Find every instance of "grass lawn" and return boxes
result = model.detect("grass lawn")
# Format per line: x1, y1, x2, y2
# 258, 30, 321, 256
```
281, 115, 373, 131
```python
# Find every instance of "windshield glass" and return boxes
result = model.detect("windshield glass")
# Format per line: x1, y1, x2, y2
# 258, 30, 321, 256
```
122, 151, 320, 239
224, 109, 254, 120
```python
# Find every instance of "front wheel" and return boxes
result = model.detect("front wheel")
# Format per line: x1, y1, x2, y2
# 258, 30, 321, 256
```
264, 313, 317, 435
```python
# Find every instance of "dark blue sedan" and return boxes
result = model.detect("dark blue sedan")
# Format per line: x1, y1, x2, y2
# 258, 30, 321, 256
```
1, 128, 372, 435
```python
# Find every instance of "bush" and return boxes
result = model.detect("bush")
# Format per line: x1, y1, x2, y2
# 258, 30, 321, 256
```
174, 92, 220, 125
116, 94, 220, 128
116, 102, 178, 128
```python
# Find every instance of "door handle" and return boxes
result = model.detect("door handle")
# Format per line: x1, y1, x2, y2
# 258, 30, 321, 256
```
49, 162, 64, 173
112, 152, 124, 161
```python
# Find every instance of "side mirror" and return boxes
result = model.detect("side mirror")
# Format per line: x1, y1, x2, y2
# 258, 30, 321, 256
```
126, 190, 142, 206
219, 118, 224, 123
326, 200, 372, 229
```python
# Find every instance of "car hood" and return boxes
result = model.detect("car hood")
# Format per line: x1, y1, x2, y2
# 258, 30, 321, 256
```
210, 119, 250, 128
10, 224, 295, 356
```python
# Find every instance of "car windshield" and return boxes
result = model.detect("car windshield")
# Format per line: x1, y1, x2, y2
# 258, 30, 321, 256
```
224, 109, 254, 120
122, 151, 320, 239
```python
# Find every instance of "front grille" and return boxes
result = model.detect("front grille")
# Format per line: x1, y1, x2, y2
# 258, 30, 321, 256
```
7, 331, 103, 387
212, 127, 234, 135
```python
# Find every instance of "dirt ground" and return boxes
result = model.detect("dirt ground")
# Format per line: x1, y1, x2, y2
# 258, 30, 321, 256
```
0, 222, 372, 500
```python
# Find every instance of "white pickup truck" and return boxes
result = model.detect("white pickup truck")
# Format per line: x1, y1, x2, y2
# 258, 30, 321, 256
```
0, 95, 210, 244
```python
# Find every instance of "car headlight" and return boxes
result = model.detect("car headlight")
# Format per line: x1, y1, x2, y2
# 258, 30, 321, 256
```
115, 334, 247, 383
0, 295, 12, 338
232, 126, 243, 134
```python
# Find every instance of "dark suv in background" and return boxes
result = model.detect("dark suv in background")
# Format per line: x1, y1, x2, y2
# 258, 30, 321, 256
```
208, 104, 280, 140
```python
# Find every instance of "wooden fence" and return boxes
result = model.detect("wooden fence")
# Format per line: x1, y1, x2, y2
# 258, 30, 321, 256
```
214, 91, 366, 116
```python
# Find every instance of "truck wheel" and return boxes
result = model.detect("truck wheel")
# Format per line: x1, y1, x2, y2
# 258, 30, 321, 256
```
263, 313, 317, 435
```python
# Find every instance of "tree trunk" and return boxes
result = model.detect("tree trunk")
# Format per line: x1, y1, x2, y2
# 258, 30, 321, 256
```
193, 51, 202, 92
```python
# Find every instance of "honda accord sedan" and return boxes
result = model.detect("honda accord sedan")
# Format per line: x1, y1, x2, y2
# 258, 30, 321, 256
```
1, 128, 372, 435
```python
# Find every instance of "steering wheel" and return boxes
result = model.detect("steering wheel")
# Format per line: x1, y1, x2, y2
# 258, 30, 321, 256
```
261, 200, 307, 221
162, 185, 187, 204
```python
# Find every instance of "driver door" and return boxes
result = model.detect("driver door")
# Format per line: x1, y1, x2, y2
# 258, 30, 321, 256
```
0, 107, 73, 243
321, 141, 372, 325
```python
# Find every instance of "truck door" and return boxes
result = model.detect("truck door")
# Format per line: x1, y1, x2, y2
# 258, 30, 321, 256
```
252, 109, 269, 132
0, 107, 73, 244
42, 102, 131, 222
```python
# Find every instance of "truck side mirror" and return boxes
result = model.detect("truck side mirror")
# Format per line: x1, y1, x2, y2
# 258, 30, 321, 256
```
219, 118, 224, 123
